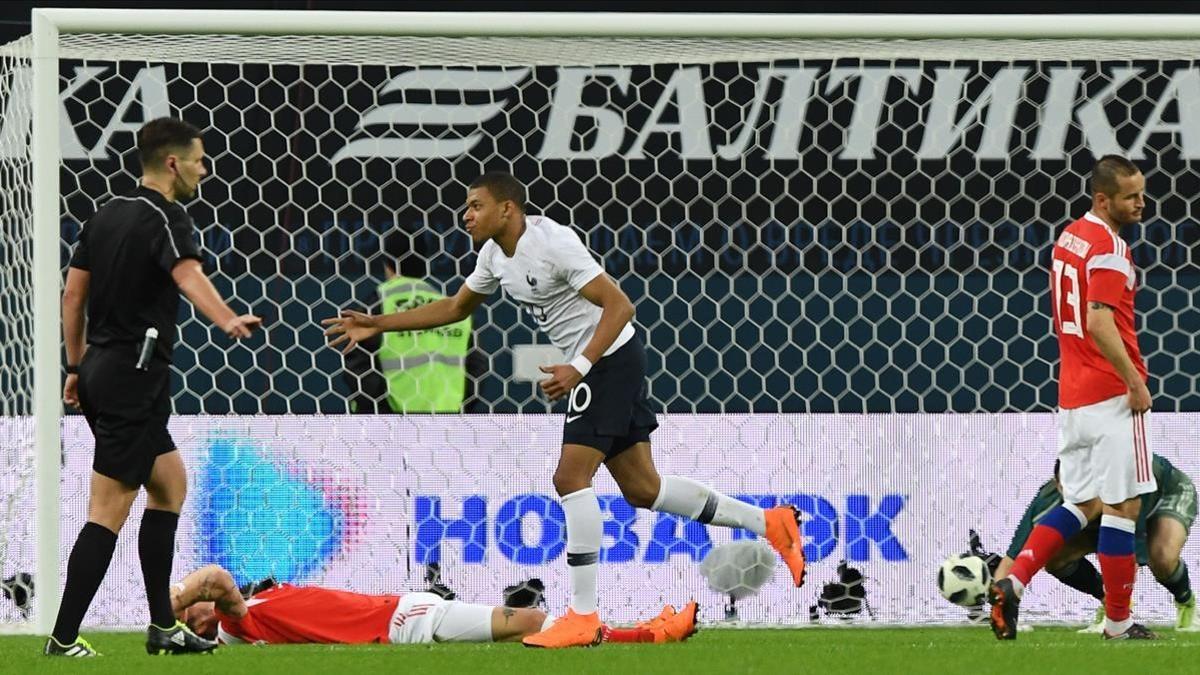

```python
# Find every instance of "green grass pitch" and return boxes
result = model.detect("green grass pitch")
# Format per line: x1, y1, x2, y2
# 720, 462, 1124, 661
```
4, 627, 1198, 674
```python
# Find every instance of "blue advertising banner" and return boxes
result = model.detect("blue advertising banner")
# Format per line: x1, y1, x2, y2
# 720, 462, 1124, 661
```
2, 413, 1195, 627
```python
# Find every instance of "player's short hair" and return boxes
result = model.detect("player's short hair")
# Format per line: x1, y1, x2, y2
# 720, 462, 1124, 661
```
1091, 155, 1141, 197
137, 117, 202, 170
469, 171, 526, 213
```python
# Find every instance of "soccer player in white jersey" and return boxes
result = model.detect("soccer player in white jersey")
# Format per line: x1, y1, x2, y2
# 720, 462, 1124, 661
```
324, 172, 806, 648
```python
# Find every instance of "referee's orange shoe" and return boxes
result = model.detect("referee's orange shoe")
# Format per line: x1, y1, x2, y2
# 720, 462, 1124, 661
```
765, 505, 807, 587
522, 608, 603, 648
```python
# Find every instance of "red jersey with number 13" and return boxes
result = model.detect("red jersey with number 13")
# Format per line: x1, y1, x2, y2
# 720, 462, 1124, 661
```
1050, 211, 1146, 409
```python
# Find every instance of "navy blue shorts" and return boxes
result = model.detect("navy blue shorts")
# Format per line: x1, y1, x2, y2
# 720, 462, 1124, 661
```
561, 337, 658, 459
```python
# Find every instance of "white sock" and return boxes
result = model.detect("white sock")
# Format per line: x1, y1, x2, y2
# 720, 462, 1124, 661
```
1010, 577, 1026, 598
650, 475, 766, 535
561, 487, 602, 615
1106, 616, 1134, 635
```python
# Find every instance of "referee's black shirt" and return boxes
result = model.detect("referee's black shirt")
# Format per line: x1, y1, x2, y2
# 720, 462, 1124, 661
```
68, 185, 203, 363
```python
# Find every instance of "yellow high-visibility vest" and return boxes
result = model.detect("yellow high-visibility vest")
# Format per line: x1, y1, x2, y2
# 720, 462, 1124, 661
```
377, 276, 470, 413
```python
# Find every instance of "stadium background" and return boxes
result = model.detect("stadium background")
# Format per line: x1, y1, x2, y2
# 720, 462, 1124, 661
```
0, 2, 1195, 415
1, 1, 1198, 631
31, 52, 1200, 415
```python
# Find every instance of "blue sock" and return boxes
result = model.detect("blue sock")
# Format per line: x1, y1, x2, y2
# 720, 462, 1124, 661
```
1038, 503, 1087, 539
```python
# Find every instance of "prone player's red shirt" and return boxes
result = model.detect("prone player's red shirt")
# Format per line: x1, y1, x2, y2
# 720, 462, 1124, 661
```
214, 583, 400, 644
1050, 211, 1146, 409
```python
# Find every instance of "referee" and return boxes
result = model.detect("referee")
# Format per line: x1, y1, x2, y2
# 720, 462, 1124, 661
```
45, 117, 261, 657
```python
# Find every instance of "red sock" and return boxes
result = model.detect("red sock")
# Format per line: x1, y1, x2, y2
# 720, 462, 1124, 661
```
602, 626, 655, 643
1008, 524, 1068, 587
1098, 552, 1136, 622
1097, 515, 1138, 624
1007, 504, 1086, 588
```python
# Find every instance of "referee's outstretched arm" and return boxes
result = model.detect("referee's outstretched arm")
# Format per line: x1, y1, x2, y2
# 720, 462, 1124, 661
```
171, 259, 262, 339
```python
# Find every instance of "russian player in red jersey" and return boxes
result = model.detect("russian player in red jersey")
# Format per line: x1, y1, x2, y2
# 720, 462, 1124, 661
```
169, 564, 697, 647
990, 155, 1157, 641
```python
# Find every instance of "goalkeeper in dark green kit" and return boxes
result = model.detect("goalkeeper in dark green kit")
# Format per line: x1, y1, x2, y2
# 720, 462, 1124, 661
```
994, 454, 1197, 632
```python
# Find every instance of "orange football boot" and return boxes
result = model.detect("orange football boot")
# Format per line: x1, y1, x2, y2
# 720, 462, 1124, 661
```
651, 600, 699, 643
764, 505, 807, 587
635, 604, 676, 631
522, 608, 604, 648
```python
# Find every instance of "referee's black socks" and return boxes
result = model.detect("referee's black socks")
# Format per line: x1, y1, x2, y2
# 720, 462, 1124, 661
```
52, 522, 118, 644
139, 509, 180, 628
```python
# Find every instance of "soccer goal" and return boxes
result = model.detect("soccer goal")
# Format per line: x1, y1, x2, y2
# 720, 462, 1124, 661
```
2, 10, 1199, 634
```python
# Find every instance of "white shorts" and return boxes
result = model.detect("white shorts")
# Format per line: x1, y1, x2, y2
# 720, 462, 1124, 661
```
387, 592, 494, 645
1058, 394, 1156, 505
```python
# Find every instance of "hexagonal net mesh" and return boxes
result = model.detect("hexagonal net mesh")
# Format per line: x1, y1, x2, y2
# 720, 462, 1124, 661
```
0, 36, 36, 631
30, 38, 1200, 415
1, 29, 1199, 630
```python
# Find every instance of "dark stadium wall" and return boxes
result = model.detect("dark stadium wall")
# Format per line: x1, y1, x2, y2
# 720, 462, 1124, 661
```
43, 56, 1199, 414
3, 2, 1195, 414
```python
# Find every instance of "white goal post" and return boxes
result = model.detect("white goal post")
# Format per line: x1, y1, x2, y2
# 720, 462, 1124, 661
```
2, 10, 1198, 633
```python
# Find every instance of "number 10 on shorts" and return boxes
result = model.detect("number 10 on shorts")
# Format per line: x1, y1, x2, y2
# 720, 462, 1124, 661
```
566, 383, 591, 423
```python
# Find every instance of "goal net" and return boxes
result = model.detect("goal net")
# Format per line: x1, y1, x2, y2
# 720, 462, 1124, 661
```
0, 34, 37, 633
2, 11, 1198, 631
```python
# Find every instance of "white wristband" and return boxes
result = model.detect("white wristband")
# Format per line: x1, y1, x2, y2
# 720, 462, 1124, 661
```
569, 354, 593, 378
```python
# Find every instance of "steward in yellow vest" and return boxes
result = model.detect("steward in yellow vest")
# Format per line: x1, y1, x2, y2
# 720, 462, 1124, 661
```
377, 275, 471, 412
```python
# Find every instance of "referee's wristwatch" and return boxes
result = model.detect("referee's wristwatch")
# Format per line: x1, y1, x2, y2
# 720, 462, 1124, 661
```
65, 364, 79, 375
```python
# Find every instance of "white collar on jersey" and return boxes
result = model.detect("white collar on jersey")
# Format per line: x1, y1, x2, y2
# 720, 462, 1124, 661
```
1083, 211, 1109, 227
216, 623, 246, 645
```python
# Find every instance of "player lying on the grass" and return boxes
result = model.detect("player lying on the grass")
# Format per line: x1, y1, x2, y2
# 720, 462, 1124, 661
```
995, 454, 1197, 632
170, 564, 697, 646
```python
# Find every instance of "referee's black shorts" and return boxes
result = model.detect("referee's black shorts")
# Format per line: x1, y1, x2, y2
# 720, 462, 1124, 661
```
77, 345, 177, 487
561, 336, 659, 459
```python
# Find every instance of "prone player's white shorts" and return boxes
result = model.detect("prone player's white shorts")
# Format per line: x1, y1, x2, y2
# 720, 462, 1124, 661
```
387, 592, 494, 644
1058, 393, 1156, 505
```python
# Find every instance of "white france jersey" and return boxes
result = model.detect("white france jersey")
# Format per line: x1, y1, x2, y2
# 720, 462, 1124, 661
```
465, 215, 634, 361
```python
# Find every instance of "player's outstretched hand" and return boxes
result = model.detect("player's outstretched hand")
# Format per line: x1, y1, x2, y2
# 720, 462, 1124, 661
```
1128, 380, 1152, 414
63, 374, 80, 410
223, 314, 264, 339
539, 364, 583, 401
323, 310, 380, 354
